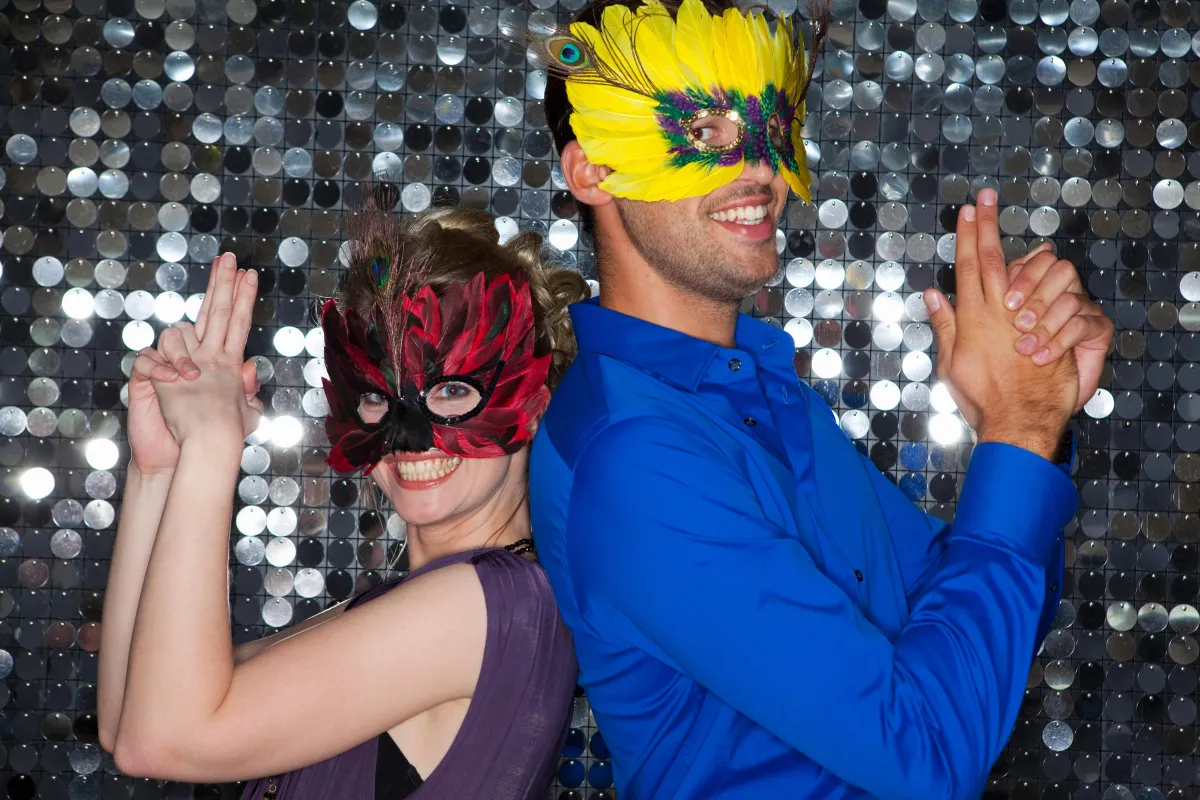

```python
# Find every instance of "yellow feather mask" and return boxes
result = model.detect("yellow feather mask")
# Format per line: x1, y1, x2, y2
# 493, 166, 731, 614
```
539, 0, 829, 203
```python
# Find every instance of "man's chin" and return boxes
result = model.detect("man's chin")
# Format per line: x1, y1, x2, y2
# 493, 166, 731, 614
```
721, 256, 781, 300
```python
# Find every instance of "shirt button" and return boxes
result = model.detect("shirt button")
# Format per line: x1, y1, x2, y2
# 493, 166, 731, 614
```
855, 570, 864, 582
744, 417, 757, 427
728, 358, 742, 371
1049, 582, 1058, 593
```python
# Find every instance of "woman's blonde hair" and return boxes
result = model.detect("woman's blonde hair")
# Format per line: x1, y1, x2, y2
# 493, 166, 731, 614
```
337, 206, 590, 391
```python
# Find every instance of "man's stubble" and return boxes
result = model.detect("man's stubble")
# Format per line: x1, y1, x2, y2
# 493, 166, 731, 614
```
613, 198, 780, 305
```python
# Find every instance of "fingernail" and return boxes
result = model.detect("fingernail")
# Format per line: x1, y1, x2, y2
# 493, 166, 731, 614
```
246, 269, 258, 284
962, 205, 976, 221
1016, 334, 1037, 354
183, 366, 200, 378
1004, 291, 1024, 311
1033, 348, 1051, 365
980, 189, 997, 207
924, 291, 940, 313
1016, 310, 1037, 330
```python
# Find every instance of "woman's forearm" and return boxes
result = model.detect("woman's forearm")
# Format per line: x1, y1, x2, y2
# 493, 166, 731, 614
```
118, 431, 244, 760
97, 464, 176, 752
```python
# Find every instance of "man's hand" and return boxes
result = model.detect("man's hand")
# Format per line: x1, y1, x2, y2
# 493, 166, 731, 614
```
1002, 243, 1114, 413
922, 193, 1113, 417
922, 191, 1078, 461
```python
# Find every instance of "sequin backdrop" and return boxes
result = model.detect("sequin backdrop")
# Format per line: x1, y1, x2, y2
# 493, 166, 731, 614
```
0, 0, 1196, 795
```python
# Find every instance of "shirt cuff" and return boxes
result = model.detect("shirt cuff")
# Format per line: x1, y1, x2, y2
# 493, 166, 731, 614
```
954, 442, 1079, 567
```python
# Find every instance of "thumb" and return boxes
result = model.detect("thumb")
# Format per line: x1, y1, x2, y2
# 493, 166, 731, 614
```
241, 360, 260, 396
924, 289, 956, 366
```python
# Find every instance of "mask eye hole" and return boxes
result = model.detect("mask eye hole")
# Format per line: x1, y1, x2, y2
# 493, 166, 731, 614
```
767, 113, 787, 153
683, 110, 745, 153
423, 379, 483, 420
418, 363, 504, 426
357, 392, 389, 424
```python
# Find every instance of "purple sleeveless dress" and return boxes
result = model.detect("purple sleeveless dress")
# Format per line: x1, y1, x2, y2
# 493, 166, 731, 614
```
240, 547, 578, 800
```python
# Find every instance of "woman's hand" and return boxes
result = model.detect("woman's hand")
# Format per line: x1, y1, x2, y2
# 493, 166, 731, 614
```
127, 255, 253, 474
151, 254, 264, 446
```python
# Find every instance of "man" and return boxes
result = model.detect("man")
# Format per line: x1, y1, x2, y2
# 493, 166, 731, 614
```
530, 0, 1115, 798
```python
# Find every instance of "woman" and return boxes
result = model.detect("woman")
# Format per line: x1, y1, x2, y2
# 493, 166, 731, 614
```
98, 200, 589, 799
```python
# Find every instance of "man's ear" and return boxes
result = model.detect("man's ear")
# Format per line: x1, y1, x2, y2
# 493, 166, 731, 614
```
561, 141, 614, 210
525, 385, 553, 436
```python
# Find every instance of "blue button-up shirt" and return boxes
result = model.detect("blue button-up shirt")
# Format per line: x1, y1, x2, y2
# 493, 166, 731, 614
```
530, 299, 1077, 800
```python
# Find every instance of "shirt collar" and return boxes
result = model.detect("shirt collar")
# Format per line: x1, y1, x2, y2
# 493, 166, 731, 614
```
568, 297, 793, 393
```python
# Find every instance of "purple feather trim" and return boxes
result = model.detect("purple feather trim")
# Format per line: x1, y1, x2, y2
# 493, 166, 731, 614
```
744, 96, 767, 162
717, 149, 745, 166
658, 116, 687, 136
664, 91, 700, 113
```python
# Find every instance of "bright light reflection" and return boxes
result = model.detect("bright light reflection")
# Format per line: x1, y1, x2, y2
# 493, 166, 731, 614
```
930, 382, 959, 413
873, 291, 904, 324
85, 439, 120, 470
122, 320, 155, 351
20, 467, 54, 499
185, 293, 203, 322
271, 416, 303, 448
303, 358, 329, 388
62, 288, 95, 319
811, 348, 843, 379
154, 291, 186, 323
305, 328, 325, 358
870, 380, 900, 410
273, 327, 306, 357
930, 413, 964, 444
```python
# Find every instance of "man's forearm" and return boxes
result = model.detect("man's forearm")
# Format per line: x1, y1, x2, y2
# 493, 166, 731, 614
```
97, 463, 175, 752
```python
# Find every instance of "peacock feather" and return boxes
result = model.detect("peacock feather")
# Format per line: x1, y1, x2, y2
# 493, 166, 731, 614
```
341, 181, 435, 391
370, 249, 390, 291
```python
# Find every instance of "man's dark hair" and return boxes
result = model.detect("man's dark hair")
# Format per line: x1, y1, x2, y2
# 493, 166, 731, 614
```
544, 0, 741, 238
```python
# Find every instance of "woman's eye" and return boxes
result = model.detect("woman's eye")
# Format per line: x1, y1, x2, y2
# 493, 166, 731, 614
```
356, 392, 388, 424
424, 380, 482, 418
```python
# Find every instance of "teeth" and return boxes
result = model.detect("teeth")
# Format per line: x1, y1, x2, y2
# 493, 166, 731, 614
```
396, 456, 462, 481
709, 204, 769, 224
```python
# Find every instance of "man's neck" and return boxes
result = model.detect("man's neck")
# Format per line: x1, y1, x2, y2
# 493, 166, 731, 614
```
595, 238, 741, 349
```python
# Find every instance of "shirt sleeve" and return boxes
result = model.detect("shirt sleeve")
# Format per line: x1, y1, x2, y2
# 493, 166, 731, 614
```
566, 418, 1077, 800
861, 444, 1071, 649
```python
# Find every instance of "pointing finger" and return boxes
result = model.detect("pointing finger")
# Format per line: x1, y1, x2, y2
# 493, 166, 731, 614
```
195, 255, 222, 340
974, 188, 1008, 302
952, 205, 983, 306
202, 253, 239, 350
225, 269, 259, 355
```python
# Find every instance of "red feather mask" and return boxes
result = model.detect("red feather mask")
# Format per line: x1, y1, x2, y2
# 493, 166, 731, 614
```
321, 270, 550, 473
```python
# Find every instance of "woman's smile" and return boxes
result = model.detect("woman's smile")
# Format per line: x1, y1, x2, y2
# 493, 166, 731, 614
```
387, 451, 464, 490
